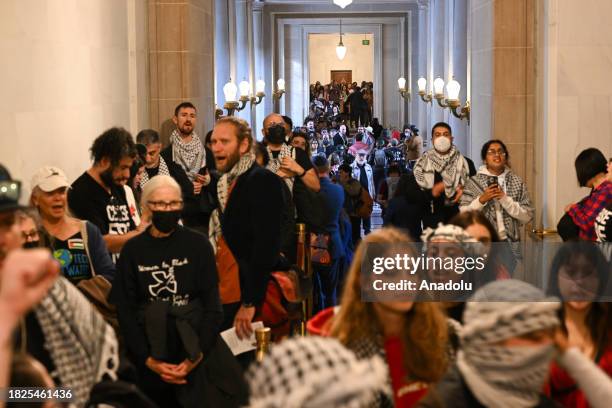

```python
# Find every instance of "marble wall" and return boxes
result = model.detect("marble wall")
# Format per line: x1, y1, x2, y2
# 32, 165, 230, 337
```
0, 0, 148, 193
536, 0, 612, 228
149, 0, 215, 144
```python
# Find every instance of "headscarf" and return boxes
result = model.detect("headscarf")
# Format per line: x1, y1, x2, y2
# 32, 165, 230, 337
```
457, 280, 560, 408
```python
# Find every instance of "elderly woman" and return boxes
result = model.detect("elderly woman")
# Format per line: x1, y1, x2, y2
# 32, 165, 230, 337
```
111, 175, 245, 407
30, 166, 115, 284
461, 139, 534, 257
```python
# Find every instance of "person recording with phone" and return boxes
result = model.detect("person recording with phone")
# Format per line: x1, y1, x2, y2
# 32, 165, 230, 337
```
461, 140, 534, 264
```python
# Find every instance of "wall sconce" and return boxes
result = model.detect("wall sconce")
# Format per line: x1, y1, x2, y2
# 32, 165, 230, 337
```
416, 76, 470, 124
273, 78, 285, 100
417, 77, 432, 103
445, 79, 470, 124
218, 79, 267, 118
397, 77, 410, 100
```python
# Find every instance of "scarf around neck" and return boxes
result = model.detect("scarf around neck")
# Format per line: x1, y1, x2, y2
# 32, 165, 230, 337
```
34, 277, 118, 406
170, 129, 205, 181
266, 143, 295, 192
413, 146, 468, 198
209, 152, 256, 251
139, 155, 170, 187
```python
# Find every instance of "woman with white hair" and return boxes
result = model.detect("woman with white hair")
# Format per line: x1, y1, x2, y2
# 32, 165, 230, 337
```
111, 175, 246, 407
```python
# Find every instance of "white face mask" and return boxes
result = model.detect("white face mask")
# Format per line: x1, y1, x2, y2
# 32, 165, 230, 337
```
433, 136, 451, 153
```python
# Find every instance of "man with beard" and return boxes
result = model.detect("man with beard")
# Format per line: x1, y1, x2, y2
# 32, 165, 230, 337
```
161, 102, 213, 233
209, 117, 283, 339
69, 127, 146, 260
263, 113, 320, 193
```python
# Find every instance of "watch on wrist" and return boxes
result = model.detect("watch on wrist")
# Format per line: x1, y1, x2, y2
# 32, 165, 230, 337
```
242, 302, 254, 308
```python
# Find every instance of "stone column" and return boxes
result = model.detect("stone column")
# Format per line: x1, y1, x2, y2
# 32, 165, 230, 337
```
149, 0, 215, 146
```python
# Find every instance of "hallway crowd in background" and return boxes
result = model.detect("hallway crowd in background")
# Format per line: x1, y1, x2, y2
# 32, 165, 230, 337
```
1, 99, 611, 407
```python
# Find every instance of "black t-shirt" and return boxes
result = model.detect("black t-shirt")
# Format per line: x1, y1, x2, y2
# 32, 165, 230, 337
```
51, 231, 92, 284
68, 172, 136, 236
270, 146, 314, 173
145, 166, 159, 179
112, 227, 221, 365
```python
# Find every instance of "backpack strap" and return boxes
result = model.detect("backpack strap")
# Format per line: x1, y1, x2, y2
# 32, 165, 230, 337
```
79, 220, 97, 276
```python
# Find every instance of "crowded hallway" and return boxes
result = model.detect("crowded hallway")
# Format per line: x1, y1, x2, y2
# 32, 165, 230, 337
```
1, 0, 612, 407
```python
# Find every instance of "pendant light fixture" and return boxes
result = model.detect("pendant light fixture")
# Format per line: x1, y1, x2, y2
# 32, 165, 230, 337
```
336, 19, 347, 60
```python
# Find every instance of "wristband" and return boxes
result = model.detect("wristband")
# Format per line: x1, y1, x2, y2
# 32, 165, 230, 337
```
298, 169, 307, 178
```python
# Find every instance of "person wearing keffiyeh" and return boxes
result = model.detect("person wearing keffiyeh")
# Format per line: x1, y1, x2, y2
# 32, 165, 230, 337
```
413, 122, 470, 229
209, 117, 283, 340
461, 140, 534, 258
418, 280, 561, 408
564, 148, 612, 241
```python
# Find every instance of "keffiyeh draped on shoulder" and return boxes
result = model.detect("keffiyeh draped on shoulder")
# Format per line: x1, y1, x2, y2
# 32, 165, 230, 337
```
413, 146, 469, 198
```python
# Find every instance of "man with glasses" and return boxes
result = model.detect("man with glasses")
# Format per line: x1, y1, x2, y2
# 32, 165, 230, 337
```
414, 122, 471, 228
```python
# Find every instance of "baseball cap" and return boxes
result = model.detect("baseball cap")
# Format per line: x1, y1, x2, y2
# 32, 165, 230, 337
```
366, 126, 373, 133
30, 166, 70, 193
0, 164, 23, 213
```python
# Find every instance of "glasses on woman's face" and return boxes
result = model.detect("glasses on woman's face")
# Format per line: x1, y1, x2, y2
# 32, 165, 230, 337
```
147, 200, 184, 211
22, 229, 40, 242
487, 149, 507, 157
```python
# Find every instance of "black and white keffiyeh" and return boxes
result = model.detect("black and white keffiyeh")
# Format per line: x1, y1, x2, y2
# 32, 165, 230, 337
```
246, 337, 389, 408
209, 152, 256, 251
139, 155, 170, 187
457, 280, 560, 408
461, 166, 534, 242
170, 129, 205, 181
413, 146, 470, 198
266, 143, 295, 192
34, 277, 118, 406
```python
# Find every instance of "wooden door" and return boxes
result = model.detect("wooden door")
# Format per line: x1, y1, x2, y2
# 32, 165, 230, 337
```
330, 70, 352, 85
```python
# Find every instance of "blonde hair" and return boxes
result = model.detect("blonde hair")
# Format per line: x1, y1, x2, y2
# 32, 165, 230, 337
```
140, 175, 181, 210
330, 227, 450, 383
215, 116, 253, 150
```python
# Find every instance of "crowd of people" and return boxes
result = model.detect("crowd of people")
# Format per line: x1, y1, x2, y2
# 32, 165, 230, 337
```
0, 99, 611, 407
309, 80, 374, 128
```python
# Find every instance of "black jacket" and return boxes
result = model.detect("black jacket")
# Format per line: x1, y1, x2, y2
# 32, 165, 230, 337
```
417, 365, 559, 408
161, 146, 214, 228
220, 164, 283, 306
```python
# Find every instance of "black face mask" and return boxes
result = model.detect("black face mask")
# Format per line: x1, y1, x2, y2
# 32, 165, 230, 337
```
266, 125, 286, 145
152, 210, 181, 233
23, 241, 40, 249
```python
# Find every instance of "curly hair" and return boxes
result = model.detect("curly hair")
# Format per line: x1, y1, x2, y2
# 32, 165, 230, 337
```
90, 127, 136, 166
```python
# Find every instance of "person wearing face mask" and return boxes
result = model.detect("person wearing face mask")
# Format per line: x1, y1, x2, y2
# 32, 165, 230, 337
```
419, 279, 562, 408
68, 127, 148, 262
414, 122, 471, 229
262, 113, 320, 193
112, 174, 246, 407
16, 208, 43, 249
31, 166, 116, 286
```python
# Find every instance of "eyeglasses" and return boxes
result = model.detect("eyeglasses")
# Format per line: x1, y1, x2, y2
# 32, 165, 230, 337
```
486, 150, 507, 157
147, 200, 184, 210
